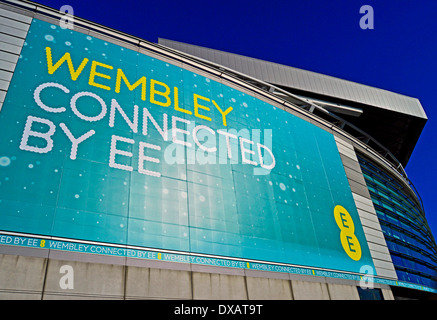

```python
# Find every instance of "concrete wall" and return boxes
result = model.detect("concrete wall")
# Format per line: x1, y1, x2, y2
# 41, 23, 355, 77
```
0, 252, 394, 300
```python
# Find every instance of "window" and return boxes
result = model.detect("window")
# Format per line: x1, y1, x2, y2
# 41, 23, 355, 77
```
357, 155, 437, 290
357, 287, 384, 300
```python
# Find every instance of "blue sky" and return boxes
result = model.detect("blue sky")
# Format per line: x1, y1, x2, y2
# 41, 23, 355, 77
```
34, 0, 437, 237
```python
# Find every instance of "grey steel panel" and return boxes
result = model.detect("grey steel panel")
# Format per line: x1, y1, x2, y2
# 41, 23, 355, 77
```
318, 73, 330, 96
340, 154, 362, 172
376, 87, 389, 108
285, 65, 298, 87
373, 259, 396, 271
311, 75, 324, 93
211, 49, 220, 67
367, 242, 391, 256
265, 63, 276, 84
0, 90, 6, 102
375, 268, 397, 279
363, 226, 385, 239
360, 86, 374, 106
243, 55, 254, 75
256, 59, 268, 82
338, 145, 358, 161
334, 136, 354, 150
393, 93, 407, 114
219, 51, 230, 70
0, 49, 18, 63
349, 179, 370, 195
0, 32, 24, 46
344, 167, 366, 185
353, 83, 367, 104
0, 7, 33, 24
0, 59, 15, 72
221, 51, 231, 70
0, 79, 9, 91
356, 200, 378, 216
294, 69, 307, 92
359, 216, 383, 232
398, 94, 410, 114
352, 192, 372, 204
387, 92, 400, 113
213, 49, 224, 66
329, 77, 343, 98
274, 64, 286, 85
371, 87, 385, 108
160, 39, 426, 119
340, 78, 352, 99
0, 69, 13, 81
343, 82, 355, 102
357, 210, 380, 226
335, 138, 397, 281
194, 46, 205, 65
252, 59, 264, 82
238, 55, 250, 77
305, 71, 317, 92
0, 16, 30, 31
302, 71, 315, 93
0, 24, 27, 38
259, 61, 270, 82
0, 40, 22, 54
371, 250, 392, 262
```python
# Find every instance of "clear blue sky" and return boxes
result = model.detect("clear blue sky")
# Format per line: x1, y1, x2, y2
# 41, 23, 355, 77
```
34, 0, 437, 237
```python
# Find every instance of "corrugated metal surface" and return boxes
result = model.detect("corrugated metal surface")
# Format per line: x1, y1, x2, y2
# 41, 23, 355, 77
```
0, 7, 31, 111
159, 38, 427, 120
335, 136, 398, 280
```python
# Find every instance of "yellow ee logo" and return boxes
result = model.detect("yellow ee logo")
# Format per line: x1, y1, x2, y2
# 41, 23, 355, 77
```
334, 205, 362, 261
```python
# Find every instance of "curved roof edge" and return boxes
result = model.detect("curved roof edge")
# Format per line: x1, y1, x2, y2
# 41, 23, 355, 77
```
158, 38, 427, 120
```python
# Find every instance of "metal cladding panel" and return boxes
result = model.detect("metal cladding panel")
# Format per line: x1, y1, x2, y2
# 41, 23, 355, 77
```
0, 6, 31, 112
334, 137, 397, 280
0, 7, 32, 24
159, 39, 427, 119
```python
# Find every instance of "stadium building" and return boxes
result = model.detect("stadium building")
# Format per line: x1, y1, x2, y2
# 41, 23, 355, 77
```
0, 0, 435, 300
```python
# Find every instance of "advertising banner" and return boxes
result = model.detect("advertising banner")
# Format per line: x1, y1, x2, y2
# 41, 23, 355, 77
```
0, 19, 374, 275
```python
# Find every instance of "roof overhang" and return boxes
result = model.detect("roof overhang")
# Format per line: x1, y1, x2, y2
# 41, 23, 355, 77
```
158, 38, 427, 166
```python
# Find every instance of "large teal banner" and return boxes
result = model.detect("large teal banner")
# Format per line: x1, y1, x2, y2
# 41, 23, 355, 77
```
0, 19, 374, 274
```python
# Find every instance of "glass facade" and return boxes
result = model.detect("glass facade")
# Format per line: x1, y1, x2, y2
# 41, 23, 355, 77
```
358, 155, 437, 289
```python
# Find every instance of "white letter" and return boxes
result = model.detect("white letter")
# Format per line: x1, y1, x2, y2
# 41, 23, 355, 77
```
257, 143, 276, 170
172, 116, 191, 147
109, 99, 138, 133
59, 265, 74, 289
34, 82, 69, 113
217, 129, 238, 160
59, 123, 95, 160
139, 141, 161, 177
70, 91, 107, 122
109, 135, 134, 171
239, 137, 257, 166
142, 107, 168, 141
360, 5, 374, 30
19, 116, 56, 154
